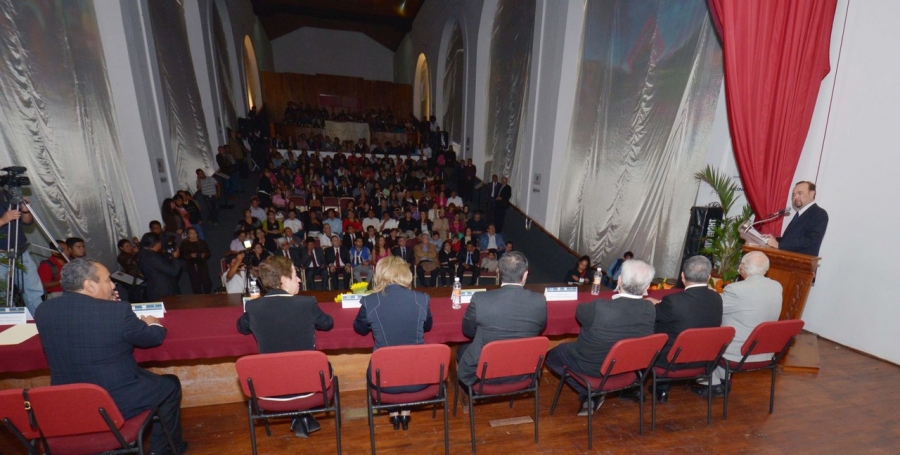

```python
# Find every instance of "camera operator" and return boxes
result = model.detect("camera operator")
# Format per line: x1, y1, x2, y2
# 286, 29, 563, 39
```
137, 232, 182, 301
223, 251, 248, 294
0, 193, 43, 315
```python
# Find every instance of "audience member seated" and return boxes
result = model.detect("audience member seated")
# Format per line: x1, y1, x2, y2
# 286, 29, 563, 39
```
237, 255, 334, 438
223, 252, 248, 294
349, 237, 375, 288
481, 249, 499, 273
602, 251, 633, 289
35, 259, 189, 454
38, 241, 69, 300
437, 240, 457, 286
564, 255, 594, 285
325, 235, 351, 290
414, 232, 438, 287
467, 212, 487, 236
300, 237, 328, 291
456, 241, 481, 286
66, 237, 87, 259
691, 251, 782, 398
116, 239, 140, 278
457, 251, 547, 385
392, 235, 415, 267
352, 256, 433, 430
545, 259, 657, 416
478, 224, 505, 251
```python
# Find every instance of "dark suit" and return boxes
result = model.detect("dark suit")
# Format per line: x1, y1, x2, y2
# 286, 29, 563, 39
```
494, 184, 511, 232
324, 246, 352, 290
274, 247, 303, 270
456, 248, 481, 285
237, 290, 334, 353
137, 248, 181, 301
546, 296, 656, 398
353, 284, 433, 351
35, 293, 185, 452
300, 247, 328, 290
342, 232, 361, 249
391, 245, 415, 266
653, 286, 723, 390
777, 203, 828, 256
457, 285, 548, 385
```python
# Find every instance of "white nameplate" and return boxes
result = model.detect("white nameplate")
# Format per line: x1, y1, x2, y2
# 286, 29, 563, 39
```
544, 287, 579, 302
341, 293, 364, 309
460, 289, 487, 304
0, 307, 27, 325
131, 302, 166, 319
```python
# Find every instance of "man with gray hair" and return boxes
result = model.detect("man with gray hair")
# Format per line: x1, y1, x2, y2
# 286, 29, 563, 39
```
692, 251, 782, 397
456, 251, 548, 386
35, 259, 188, 454
545, 259, 658, 416
648, 255, 723, 402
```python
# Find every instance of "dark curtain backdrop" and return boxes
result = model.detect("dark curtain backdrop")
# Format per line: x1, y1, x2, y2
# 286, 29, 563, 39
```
557, 0, 723, 277
708, 0, 837, 235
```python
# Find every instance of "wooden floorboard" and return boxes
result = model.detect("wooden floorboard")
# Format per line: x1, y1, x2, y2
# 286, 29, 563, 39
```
2, 337, 899, 454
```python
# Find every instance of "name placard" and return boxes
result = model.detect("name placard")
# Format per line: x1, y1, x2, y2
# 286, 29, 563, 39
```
0, 307, 26, 325
341, 293, 364, 309
460, 289, 487, 304
131, 302, 166, 319
544, 287, 578, 302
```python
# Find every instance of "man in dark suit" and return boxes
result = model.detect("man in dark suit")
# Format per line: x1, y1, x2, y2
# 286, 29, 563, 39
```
457, 252, 547, 386
299, 237, 328, 291
765, 181, 828, 256
35, 259, 188, 454
456, 241, 481, 285
494, 176, 512, 232
341, 225, 361, 249
391, 235, 416, 267
649, 255, 723, 402
137, 232, 182, 301
274, 237, 303, 269
324, 235, 351, 290
545, 259, 657, 416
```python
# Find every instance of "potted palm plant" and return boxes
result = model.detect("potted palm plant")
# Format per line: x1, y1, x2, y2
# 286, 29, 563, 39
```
694, 165, 754, 285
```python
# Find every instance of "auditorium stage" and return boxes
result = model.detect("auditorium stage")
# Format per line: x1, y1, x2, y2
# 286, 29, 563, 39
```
0, 285, 675, 407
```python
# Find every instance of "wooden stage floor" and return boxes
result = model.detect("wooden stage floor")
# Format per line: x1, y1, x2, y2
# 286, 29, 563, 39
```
3, 337, 898, 454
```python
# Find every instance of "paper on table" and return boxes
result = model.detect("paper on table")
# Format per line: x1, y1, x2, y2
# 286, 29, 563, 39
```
0, 324, 39, 346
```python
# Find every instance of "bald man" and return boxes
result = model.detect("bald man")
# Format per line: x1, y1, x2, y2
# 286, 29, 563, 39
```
692, 251, 782, 398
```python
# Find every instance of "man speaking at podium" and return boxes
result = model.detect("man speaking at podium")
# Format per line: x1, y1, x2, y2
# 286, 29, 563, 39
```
765, 181, 828, 256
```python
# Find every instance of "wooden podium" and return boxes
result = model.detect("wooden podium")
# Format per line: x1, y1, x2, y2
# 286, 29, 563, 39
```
742, 244, 820, 372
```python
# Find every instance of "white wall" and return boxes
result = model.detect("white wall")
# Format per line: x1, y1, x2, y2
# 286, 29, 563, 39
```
273, 28, 394, 81
699, 0, 900, 363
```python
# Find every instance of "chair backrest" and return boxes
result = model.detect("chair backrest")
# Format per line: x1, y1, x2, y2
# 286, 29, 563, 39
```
476, 337, 549, 381
0, 389, 39, 440
601, 334, 668, 376
370, 344, 450, 388
323, 197, 339, 207
339, 197, 354, 208
290, 196, 306, 207
27, 384, 126, 437
742, 320, 805, 357
667, 327, 736, 364
235, 351, 332, 399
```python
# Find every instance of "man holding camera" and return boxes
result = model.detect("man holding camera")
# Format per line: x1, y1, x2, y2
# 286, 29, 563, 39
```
0, 191, 43, 315
137, 232, 182, 301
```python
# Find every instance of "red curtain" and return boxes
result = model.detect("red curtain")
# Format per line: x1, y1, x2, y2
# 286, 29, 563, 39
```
708, 0, 837, 235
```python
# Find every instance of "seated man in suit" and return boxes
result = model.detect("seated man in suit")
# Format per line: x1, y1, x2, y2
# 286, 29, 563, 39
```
477, 224, 505, 251
300, 237, 328, 291
602, 251, 633, 289
391, 235, 416, 267
456, 241, 481, 286
324, 235, 351, 290
545, 259, 657, 416
35, 259, 188, 454
692, 251, 782, 397
650, 255, 723, 402
765, 181, 828, 256
414, 233, 439, 287
275, 237, 302, 269
457, 251, 547, 386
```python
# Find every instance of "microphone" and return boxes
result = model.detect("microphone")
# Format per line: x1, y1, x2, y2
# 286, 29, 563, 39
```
742, 208, 792, 233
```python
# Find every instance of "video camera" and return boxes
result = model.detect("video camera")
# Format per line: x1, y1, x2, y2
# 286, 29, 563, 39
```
0, 167, 30, 204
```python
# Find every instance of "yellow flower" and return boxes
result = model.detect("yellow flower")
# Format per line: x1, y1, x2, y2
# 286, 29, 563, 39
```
333, 293, 343, 303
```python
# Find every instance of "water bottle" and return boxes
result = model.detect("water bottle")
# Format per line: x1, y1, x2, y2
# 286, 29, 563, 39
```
591, 269, 602, 296
248, 280, 261, 299
451, 277, 462, 309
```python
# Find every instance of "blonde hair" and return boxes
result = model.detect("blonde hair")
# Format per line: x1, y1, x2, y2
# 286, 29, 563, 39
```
372, 255, 412, 293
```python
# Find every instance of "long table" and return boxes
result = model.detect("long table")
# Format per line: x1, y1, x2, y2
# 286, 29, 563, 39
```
0, 285, 677, 406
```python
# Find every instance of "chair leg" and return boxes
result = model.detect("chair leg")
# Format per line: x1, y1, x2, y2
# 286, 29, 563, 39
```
769, 367, 777, 414
153, 409, 178, 454
549, 373, 567, 415
586, 388, 593, 450
468, 385, 476, 454
722, 369, 730, 420
443, 388, 450, 455
367, 392, 376, 455
638, 385, 645, 435
335, 382, 342, 455
534, 385, 540, 444
651, 378, 657, 431
247, 403, 258, 455
707, 375, 713, 425
453, 380, 460, 417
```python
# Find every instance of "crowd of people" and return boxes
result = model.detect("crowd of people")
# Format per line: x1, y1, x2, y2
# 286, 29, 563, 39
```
282, 102, 419, 133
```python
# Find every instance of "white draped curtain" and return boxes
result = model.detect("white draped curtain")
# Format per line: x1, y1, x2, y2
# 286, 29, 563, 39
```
441, 21, 465, 150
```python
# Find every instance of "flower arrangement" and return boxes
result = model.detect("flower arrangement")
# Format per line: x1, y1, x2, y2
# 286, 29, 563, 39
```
334, 282, 371, 303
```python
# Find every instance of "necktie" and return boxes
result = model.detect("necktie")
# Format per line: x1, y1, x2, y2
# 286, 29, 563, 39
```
401, 247, 406, 258
335, 248, 341, 266
284, 250, 289, 258
786, 211, 799, 230
311, 251, 318, 267
467, 252, 471, 265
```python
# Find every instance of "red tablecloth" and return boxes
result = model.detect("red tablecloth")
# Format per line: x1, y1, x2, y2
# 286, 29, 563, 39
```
0, 289, 677, 374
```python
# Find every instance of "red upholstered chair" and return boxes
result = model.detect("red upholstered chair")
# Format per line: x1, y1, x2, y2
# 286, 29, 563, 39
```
323, 197, 340, 213
720, 319, 804, 419
452, 337, 550, 453
0, 389, 40, 455
549, 333, 667, 450
339, 197, 355, 212
367, 344, 450, 455
650, 327, 735, 428
27, 383, 176, 455
235, 351, 341, 455
289, 196, 306, 212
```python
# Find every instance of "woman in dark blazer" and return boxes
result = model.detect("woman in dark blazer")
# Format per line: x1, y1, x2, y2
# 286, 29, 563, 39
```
353, 255, 433, 431
236, 255, 334, 438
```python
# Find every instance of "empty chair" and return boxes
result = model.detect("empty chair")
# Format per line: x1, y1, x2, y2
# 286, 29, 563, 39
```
650, 326, 735, 428
0, 389, 40, 455
453, 337, 549, 453
27, 383, 177, 455
235, 351, 341, 455
550, 333, 667, 450
720, 319, 805, 419
367, 344, 450, 455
